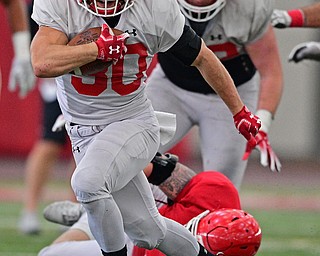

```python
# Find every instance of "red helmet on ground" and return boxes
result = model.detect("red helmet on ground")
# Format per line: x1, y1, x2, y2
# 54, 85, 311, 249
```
77, 0, 134, 17
186, 209, 262, 256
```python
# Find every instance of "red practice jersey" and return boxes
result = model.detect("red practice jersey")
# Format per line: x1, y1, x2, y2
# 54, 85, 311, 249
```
133, 171, 241, 256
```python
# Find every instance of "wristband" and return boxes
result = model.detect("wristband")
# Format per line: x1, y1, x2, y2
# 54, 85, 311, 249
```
288, 9, 305, 27
12, 31, 31, 60
255, 109, 273, 133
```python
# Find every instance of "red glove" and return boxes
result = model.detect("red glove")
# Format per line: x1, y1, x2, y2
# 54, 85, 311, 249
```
243, 131, 282, 172
233, 106, 261, 147
95, 24, 129, 63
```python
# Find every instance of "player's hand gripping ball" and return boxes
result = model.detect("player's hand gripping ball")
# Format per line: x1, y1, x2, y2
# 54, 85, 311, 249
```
68, 26, 128, 75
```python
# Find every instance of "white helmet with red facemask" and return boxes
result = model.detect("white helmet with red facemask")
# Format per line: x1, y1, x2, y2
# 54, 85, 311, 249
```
77, 0, 134, 17
185, 209, 262, 256
177, 0, 226, 22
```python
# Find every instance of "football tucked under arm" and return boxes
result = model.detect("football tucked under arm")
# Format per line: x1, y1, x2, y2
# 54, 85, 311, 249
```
68, 27, 125, 76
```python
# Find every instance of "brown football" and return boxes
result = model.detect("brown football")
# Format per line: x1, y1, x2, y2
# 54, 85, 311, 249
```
68, 27, 125, 75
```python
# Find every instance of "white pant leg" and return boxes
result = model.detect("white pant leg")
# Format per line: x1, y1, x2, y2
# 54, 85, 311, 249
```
68, 108, 160, 201
38, 241, 101, 256
113, 172, 199, 256
67, 108, 161, 252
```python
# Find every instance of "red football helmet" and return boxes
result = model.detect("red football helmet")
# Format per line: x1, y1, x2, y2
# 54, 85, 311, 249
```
77, 0, 134, 17
186, 209, 262, 256
177, 0, 226, 22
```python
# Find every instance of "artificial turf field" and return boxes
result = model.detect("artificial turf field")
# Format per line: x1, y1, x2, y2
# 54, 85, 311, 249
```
0, 158, 319, 256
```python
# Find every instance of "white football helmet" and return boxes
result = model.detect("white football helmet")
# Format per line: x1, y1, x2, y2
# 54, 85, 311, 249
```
77, 0, 134, 17
177, 0, 226, 22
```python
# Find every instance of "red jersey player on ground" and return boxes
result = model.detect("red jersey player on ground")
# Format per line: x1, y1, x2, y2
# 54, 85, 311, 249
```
40, 153, 261, 256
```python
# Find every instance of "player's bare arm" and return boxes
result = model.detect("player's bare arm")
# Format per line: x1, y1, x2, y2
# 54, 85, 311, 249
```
242, 25, 282, 172
158, 162, 195, 201
146, 153, 195, 200
301, 3, 320, 27
168, 25, 260, 145
167, 25, 244, 115
1, 0, 36, 98
192, 40, 244, 115
1, 0, 29, 32
31, 26, 98, 78
246, 25, 283, 116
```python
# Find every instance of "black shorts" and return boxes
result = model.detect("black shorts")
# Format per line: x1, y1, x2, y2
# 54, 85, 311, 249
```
42, 100, 67, 145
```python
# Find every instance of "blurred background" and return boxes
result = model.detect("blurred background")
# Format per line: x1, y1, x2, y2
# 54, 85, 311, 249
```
1, 0, 320, 161
267, 0, 320, 161
0, 1, 319, 256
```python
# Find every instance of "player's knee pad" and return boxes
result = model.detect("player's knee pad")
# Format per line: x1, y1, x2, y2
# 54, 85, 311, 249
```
71, 167, 109, 203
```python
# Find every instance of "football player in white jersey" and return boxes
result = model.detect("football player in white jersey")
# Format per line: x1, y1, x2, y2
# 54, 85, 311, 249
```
30, 0, 261, 255
146, 0, 283, 189
0, 0, 36, 98
271, 2, 320, 63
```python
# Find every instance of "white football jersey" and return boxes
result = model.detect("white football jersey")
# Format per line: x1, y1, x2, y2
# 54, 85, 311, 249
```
190, 0, 273, 60
32, 0, 185, 125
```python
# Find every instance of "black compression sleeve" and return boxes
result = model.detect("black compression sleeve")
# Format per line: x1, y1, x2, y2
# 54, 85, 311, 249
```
147, 153, 178, 185
166, 25, 202, 66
